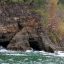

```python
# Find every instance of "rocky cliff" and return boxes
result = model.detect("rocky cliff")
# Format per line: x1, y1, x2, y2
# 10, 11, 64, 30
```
0, 1, 64, 53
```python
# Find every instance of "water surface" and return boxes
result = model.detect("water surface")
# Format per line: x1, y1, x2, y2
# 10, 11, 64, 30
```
0, 49, 64, 64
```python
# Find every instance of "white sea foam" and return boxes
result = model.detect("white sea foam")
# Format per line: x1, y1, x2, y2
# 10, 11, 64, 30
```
5, 53, 22, 56
0, 48, 20, 54
54, 51, 64, 57
0, 48, 64, 57
0, 49, 8, 52
26, 50, 33, 52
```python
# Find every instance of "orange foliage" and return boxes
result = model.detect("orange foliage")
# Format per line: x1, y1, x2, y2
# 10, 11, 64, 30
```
48, 0, 58, 22
49, 0, 58, 18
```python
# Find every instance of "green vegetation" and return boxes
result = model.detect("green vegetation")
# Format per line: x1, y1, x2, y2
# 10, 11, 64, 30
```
0, 0, 46, 9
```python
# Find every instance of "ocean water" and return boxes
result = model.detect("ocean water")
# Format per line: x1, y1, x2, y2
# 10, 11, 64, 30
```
0, 49, 64, 64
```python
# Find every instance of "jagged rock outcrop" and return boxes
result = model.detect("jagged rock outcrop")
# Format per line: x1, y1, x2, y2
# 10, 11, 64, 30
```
7, 14, 54, 52
7, 15, 44, 51
7, 30, 32, 51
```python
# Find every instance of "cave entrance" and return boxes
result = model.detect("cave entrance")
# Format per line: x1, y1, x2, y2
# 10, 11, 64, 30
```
29, 38, 42, 51
0, 40, 9, 48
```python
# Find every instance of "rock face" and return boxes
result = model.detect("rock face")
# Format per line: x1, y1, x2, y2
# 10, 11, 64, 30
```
7, 30, 32, 51
7, 15, 44, 51
0, 2, 64, 53
6, 15, 56, 52
0, 3, 31, 47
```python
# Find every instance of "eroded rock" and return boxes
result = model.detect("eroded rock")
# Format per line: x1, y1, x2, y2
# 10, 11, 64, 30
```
0, 2, 64, 53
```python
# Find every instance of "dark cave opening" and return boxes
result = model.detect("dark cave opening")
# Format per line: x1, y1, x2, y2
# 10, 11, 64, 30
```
0, 40, 9, 48
29, 38, 42, 51
0, 33, 14, 49
0, 34, 10, 48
